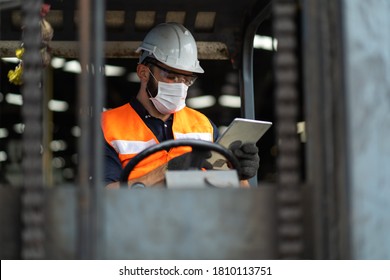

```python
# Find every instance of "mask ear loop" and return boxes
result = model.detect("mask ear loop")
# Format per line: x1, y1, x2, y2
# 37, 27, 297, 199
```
148, 68, 158, 83
146, 68, 159, 99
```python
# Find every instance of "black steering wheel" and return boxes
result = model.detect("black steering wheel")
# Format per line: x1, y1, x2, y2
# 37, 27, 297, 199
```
119, 139, 241, 183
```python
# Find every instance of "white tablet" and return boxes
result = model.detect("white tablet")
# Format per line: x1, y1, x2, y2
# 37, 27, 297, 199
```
209, 118, 272, 169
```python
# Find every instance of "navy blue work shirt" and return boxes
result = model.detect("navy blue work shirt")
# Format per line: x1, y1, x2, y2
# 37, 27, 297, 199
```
103, 98, 219, 183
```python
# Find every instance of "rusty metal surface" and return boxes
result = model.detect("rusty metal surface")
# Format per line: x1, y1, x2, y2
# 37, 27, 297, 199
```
42, 186, 277, 259
0, 40, 229, 59
0, 0, 21, 10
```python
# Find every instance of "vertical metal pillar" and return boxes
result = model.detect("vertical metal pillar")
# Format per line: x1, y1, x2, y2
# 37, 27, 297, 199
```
42, 68, 54, 187
241, 2, 272, 187
302, 0, 349, 259
77, 0, 105, 259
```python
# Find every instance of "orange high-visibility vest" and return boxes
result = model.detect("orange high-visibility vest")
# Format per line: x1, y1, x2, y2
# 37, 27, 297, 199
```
101, 103, 214, 180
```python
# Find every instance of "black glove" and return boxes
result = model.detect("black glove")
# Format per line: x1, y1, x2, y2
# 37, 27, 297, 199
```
229, 141, 260, 180
168, 150, 213, 170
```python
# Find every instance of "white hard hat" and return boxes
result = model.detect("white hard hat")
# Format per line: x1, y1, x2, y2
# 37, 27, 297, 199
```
137, 22, 204, 73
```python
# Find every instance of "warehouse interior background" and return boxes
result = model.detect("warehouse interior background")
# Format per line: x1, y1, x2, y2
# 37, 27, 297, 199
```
1, 8, 291, 187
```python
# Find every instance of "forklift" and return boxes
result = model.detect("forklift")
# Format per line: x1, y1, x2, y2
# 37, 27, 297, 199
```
1, 0, 389, 260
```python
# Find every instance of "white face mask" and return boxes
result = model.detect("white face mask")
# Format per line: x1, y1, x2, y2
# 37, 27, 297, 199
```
148, 81, 189, 115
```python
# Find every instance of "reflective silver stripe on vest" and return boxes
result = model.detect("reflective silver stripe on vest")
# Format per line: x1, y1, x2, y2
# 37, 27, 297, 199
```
111, 139, 157, 154
174, 132, 213, 142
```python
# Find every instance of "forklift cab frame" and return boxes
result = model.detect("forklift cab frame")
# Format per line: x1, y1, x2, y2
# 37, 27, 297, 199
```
1, 0, 350, 260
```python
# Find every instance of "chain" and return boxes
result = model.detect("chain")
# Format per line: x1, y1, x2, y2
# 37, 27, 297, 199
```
273, 0, 304, 259
21, 0, 45, 259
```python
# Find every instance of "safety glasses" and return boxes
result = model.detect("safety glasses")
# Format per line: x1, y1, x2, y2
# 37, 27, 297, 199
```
148, 61, 198, 87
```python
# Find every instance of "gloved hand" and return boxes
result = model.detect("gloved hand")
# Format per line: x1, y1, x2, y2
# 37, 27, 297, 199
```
168, 150, 213, 170
229, 141, 260, 180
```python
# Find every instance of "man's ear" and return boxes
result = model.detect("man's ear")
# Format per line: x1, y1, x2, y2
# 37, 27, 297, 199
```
137, 64, 149, 82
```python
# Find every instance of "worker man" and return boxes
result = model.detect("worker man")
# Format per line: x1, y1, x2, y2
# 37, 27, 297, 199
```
101, 22, 259, 188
